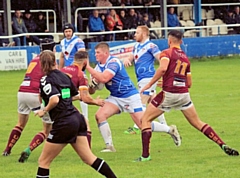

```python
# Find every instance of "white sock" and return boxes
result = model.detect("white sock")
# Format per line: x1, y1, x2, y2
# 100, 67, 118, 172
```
80, 101, 88, 119
133, 124, 139, 129
151, 121, 170, 133
157, 114, 167, 125
98, 121, 113, 146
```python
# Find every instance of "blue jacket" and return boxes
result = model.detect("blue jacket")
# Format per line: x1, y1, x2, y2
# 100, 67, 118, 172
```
88, 15, 105, 32
167, 12, 180, 27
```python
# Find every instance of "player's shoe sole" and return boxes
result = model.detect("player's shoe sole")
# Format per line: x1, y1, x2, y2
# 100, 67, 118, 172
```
100, 145, 116, 152
169, 125, 181, 146
222, 145, 239, 156
124, 127, 140, 134
134, 156, 151, 162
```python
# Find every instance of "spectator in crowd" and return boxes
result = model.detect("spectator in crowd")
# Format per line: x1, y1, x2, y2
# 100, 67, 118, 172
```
119, 9, 129, 39
233, 6, 240, 23
35, 12, 53, 39
0, 13, 10, 46
167, 7, 181, 28
12, 10, 28, 46
122, 0, 134, 6
126, 8, 139, 39
223, 9, 237, 34
105, 9, 123, 40
88, 10, 105, 41
23, 10, 41, 45
96, 0, 113, 17
138, 13, 159, 39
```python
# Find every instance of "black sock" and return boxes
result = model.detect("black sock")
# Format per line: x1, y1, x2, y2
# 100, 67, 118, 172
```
36, 167, 49, 178
91, 158, 117, 178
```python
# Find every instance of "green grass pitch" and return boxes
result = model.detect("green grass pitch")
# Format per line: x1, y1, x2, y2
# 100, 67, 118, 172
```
0, 56, 239, 177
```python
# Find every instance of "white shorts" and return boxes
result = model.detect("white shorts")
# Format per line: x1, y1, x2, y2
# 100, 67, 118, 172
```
105, 94, 143, 113
151, 91, 193, 112
18, 92, 53, 124
138, 78, 157, 96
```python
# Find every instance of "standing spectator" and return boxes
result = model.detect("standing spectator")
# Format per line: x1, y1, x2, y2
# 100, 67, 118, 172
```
23, 10, 41, 45
96, 0, 113, 17
167, 7, 181, 28
12, 10, 28, 46
88, 10, 105, 42
223, 9, 237, 34
35, 50, 117, 178
135, 30, 239, 162
126, 8, 139, 39
35, 12, 53, 39
0, 13, 10, 46
105, 9, 123, 40
138, 13, 159, 39
119, 9, 128, 39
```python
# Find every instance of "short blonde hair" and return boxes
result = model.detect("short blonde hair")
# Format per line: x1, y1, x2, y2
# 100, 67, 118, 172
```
137, 25, 150, 36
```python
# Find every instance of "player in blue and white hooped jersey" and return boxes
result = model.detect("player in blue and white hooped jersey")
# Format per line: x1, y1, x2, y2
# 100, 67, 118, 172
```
123, 26, 181, 147
59, 23, 88, 128
87, 42, 144, 152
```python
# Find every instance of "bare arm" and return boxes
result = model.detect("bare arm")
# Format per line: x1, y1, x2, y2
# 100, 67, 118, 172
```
123, 53, 134, 67
79, 87, 104, 106
86, 65, 114, 83
59, 52, 65, 70
35, 95, 59, 117
187, 73, 192, 88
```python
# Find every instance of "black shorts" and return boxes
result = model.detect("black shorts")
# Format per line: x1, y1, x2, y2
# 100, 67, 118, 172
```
47, 111, 87, 144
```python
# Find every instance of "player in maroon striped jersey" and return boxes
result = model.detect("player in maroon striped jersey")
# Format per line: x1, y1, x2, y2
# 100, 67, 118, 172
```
2, 55, 53, 163
135, 30, 239, 161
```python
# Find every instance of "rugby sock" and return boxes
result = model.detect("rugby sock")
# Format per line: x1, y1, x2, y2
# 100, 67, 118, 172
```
4, 126, 22, 153
201, 124, 225, 147
91, 158, 117, 178
142, 128, 152, 158
29, 132, 46, 151
157, 114, 167, 125
87, 131, 92, 149
36, 167, 49, 178
151, 121, 170, 133
133, 124, 139, 129
80, 101, 88, 119
98, 121, 113, 146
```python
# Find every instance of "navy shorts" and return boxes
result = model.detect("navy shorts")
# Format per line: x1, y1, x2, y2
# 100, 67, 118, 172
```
47, 111, 87, 144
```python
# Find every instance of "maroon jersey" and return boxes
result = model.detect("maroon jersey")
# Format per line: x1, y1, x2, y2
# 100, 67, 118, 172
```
18, 56, 43, 94
160, 47, 191, 93
60, 64, 88, 88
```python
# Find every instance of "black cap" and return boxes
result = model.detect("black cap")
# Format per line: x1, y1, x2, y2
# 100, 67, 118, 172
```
63, 23, 74, 32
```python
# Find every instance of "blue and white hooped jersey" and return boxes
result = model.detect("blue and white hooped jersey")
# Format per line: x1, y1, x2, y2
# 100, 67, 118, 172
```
60, 35, 85, 67
95, 56, 138, 98
133, 39, 160, 82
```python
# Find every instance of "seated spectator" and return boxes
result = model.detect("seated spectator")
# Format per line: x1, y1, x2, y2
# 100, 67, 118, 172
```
224, 9, 237, 34
121, 0, 134, 6
35, 12, 53, 39
119, 9, 128, 39
12, 10, 28, 46
96, 0, 112, 17
23, 10, 41, 45
167, 7, 181, 28
88, 10, 105, 41
138, 13, 159, 39
126, 8, 139, 39
105, 9, 123, 40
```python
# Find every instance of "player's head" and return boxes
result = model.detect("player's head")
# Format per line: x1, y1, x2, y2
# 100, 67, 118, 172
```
40, 50, 56, 75
63, 23, 74, 39
134, 26, 150, 42
94, 42, 110, 63
167, 30, 183, 46
74, 51, 89, 71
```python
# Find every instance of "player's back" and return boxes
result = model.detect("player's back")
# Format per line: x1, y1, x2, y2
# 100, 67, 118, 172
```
60, 64, 87, 88
161, 47, 190, 93
19, 56, 43, 94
